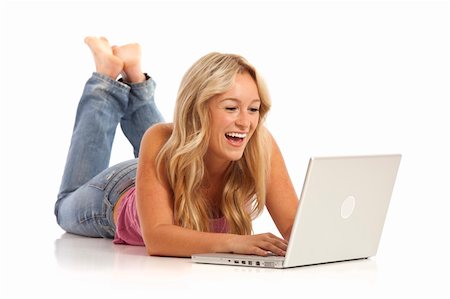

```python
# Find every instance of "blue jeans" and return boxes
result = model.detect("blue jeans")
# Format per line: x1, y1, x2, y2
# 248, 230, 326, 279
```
55, 73, 164, 238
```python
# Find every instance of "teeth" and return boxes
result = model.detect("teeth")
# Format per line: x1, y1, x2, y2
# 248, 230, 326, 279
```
226, 132, 247, 139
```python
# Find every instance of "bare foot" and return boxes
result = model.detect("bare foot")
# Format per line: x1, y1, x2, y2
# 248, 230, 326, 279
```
84, 36, 123, 80
112, 43, 146, 83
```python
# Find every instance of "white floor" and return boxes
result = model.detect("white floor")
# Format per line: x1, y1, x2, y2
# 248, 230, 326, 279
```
2, 204, 449, 299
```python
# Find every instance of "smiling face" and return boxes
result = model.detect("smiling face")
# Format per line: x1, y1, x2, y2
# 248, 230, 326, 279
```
205, 71, 261, 171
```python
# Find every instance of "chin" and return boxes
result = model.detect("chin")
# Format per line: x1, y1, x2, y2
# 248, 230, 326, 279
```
230, 156, 243, 162
228, 152, 245, 161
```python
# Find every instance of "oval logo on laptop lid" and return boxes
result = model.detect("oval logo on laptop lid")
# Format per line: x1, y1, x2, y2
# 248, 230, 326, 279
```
341, 196, 356, 219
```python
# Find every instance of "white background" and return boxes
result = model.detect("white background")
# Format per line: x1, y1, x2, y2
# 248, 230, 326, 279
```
1, 0, 449, 298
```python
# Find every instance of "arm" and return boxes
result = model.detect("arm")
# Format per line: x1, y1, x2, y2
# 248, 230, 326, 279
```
136, 124, 287, 257
265, 131, 299, 240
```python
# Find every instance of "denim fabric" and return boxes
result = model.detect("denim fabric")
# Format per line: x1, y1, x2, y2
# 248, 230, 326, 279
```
55, 72, 164, 238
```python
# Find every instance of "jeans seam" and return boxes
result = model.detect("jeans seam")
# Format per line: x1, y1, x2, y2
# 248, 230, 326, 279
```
78, 214, 107, 224
88, 163, 136, 194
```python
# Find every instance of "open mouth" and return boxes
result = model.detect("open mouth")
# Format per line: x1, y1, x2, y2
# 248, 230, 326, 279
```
225, 132, 247, 145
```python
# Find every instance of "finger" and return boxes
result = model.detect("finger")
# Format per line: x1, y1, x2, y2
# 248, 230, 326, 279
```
271, 235, 289, 245
257, 234, 289, 253
262, 234, 288, 249
260, 241, 286, 256
264, 233, 288, 245
252, 246, 270, 257
268, 237, 288, 249
273, 239, 288, 251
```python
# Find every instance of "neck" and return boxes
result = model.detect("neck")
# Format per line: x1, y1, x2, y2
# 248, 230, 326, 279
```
204, 166, 228, 188
203, 155, 231, 181
202, 158, 229, 218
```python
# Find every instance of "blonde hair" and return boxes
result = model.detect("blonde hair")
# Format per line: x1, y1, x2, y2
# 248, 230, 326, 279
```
156, 52, 272, 235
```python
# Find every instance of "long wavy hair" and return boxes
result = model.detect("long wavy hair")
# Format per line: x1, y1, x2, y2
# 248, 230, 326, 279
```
156, 52, 272, 235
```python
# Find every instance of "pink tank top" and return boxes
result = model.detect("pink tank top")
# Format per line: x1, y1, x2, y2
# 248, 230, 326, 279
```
113, 187, 229, 245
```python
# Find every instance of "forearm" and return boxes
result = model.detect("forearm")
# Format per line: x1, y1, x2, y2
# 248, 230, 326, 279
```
143, 224, 235, 257
282, 224, 294, 241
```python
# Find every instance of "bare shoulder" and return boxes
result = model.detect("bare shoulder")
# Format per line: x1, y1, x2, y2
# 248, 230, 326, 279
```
141, 123, 173, 154
143, 123, 173, 141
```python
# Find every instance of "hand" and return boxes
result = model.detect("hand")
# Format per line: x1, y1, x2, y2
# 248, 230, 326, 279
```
227, 233, 288, 256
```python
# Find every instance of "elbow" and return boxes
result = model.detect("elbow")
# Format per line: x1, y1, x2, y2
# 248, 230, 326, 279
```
142, 227, 175, 257
146, 246, 162, 257
142, 224, 191, 257
143, 233, 166, 256
145, 243, 187, 257
144, 237, 168, 256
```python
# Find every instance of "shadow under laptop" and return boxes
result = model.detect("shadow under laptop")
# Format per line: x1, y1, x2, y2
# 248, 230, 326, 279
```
191, 256, 378, 279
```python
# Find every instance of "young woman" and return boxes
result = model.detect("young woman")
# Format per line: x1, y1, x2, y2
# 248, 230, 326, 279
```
55, 36, 298, 257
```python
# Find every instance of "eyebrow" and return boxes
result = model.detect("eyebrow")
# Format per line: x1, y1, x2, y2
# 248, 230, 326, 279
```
219, 98, 261, 104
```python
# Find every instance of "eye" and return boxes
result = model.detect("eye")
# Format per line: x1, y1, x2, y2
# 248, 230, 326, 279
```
249, 107, 260, 113
225, 107, 238, 111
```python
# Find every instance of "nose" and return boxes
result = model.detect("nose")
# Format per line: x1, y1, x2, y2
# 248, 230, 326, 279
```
235, 111, 251, 129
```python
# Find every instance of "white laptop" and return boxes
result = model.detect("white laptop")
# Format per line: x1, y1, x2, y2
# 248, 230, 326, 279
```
191, 154, 401, 268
